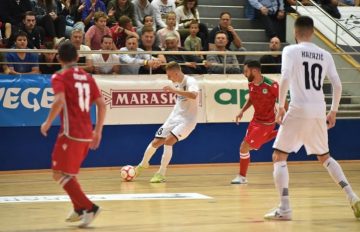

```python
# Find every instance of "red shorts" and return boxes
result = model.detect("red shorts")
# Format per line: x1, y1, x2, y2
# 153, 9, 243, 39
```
244, 121, 277, 150
51, 135, 90, 175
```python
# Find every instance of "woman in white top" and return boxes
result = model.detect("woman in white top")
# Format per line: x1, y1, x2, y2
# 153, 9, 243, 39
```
174, 0, 208, 50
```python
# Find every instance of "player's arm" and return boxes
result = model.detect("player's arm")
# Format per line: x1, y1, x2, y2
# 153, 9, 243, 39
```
326, 55, 342, 129
40, 92, 65, 136
163, 86, 198, 99
235, 97, 252, 124
90, 96, 106, 150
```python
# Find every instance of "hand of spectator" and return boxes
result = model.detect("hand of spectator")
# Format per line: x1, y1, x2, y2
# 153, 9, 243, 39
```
202, 60, 211, 68
117, 26, 124, 33
185, 62, 197, 68
64, 0, 70, 9
277, 10, 285, 20
108, 7, 115, 17
78, 3, 85, 12
260, 7, 269, 15
150, 59, 162, 69
227, 26, 236, 34
49, 12, 58, 20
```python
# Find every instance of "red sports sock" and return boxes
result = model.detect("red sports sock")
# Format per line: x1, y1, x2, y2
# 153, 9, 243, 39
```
239, 152, 250, 177
61, 176, 93, 211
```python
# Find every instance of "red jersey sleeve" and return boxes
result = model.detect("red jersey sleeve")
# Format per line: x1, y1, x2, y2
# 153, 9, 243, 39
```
51, 73, 65, 94
89, 75, 101, 102
270, 81, 279, 98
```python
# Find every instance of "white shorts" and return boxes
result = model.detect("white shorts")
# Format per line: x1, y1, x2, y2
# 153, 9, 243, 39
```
273, 113, 329, 155
155, 119, 196, 141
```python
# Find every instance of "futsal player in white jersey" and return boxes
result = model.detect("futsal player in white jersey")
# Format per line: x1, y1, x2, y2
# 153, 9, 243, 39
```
134, 61, 199, 183
264, 16, 360, 220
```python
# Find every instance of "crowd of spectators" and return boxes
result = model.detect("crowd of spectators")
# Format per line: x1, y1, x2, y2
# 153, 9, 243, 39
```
0, 0, 350, 75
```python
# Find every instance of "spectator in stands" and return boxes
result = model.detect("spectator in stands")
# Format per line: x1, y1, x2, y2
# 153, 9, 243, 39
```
92, 35, 121, 74
0, 22, 12, 47
85, 11, 112, 50
136, 15, 158, 47
259, 36, 282, 74
119, 35, 162, 74
82, 0, 107, 28
164, 31, 208, 74
157, 12, 181, 50
139, 26, 166, 74
32, 0, 66, 43
70, 29, 93, 72
184, 20, 202, 53
61, 0, 86, 38
151, 0, 176, 29
175, 0, 209, 50
207, 31, 241, 74
249, 0, 286, 42
111, 15, 139, 49
133, 0, 162, 32
0, 0, 32, 30
107, 0, 136, 26
9, 11, 44, 49
320, 0, 341, 19
5, 31, 40, 74
39, 41, 61, 74
0, 52, 9, 74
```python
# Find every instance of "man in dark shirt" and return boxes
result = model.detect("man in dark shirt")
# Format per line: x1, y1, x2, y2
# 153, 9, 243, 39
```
39, 41, 61, 74
259, 36, 282, 74
0, 0, 32, 27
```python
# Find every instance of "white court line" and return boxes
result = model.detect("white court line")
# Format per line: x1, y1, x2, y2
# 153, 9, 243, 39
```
0, 193, 212, 203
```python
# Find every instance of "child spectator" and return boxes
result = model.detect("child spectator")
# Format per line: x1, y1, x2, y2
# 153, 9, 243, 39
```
184, 20, 202, 52
85, 11, 112, 50
111, 15, 139, 49
156, 12, 181, 50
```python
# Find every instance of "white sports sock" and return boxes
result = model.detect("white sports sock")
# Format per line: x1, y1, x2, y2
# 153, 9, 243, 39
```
140, 143, 157, 167
158, 145, 173, 176
323, 157, 358, 202
273, 161, 290, 211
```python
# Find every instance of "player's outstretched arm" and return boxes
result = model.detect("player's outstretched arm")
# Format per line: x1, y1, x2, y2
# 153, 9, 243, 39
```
40, 93, 65, 137
90, 96, 106, 150
163, 86, 198, 100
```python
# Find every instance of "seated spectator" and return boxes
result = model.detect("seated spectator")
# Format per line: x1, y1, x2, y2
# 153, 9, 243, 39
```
0, 52, 9, 74
70, 29, 93, 72
5, 31, 39, 74
151, 0, 176, 29
157, 12, 181, 50
119, 35, 161, 74
92, 35, 121, 74
39, 41, 61, 74
139, 26, 166, 74
61, 0, 86, 38
184, 20, 202, 53
259, 36, 282, 74
82, 0, 107, 28
207, 31, 241, 74
320, 0, 341, 19
0, 21, 12, 47
85, 11, 112, 50
164, 31, 207, 74
0, 0, 32, 32
249, 0, 286, 41
9, 11, 44, 49
111, 15, 139, 49
136, 15, 154, 38
175, 0, 208, 50
133, 0, 161, 32
107, 0, 136, 26
32, 0, 66, 43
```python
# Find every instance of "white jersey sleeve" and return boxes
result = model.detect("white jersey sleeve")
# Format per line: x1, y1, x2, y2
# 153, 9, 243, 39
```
325, 54, 342, 112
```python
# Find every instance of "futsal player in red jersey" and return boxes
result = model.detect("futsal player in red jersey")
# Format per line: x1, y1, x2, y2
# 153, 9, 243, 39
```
231, 60, 283, 184
41, 41, 106, 227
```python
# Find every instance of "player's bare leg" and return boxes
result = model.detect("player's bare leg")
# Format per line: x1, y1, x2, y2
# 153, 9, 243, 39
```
317, 154, 360, 219
150, 134, 177, 183
231, 141, 251, 184
135, 138, 164, 178
264, 149, 292, 220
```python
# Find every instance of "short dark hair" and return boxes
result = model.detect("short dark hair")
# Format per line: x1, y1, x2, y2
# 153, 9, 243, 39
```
220, 11, 231, 18
14, 30, 28, 40
295, 16, 314, 30
141, 25, 154, 35
58, 41, 78, 63
215, 30, 228, 39
24, 11, 36, 19
166, 61, 181, 71
118, 15, 131, 27
244, 60, 261, 70
142, 15, 153, 24
101, 34, 113, 43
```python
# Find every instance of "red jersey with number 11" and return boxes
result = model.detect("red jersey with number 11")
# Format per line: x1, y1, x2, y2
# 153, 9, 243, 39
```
249, 76, 279, 123
51, 66, 101, 141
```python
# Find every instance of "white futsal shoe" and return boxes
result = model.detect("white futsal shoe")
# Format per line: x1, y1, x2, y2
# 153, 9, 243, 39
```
231, 174, 248, 184
79, 204, 101, 228
65, 209, 83, 222
264, 207, 292, 221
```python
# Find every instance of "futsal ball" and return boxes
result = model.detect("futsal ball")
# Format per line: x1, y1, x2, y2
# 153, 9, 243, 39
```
121, 165, 136, 181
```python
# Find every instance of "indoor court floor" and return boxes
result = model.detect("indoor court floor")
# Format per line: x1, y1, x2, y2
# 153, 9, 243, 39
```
0, 161, 359, 232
